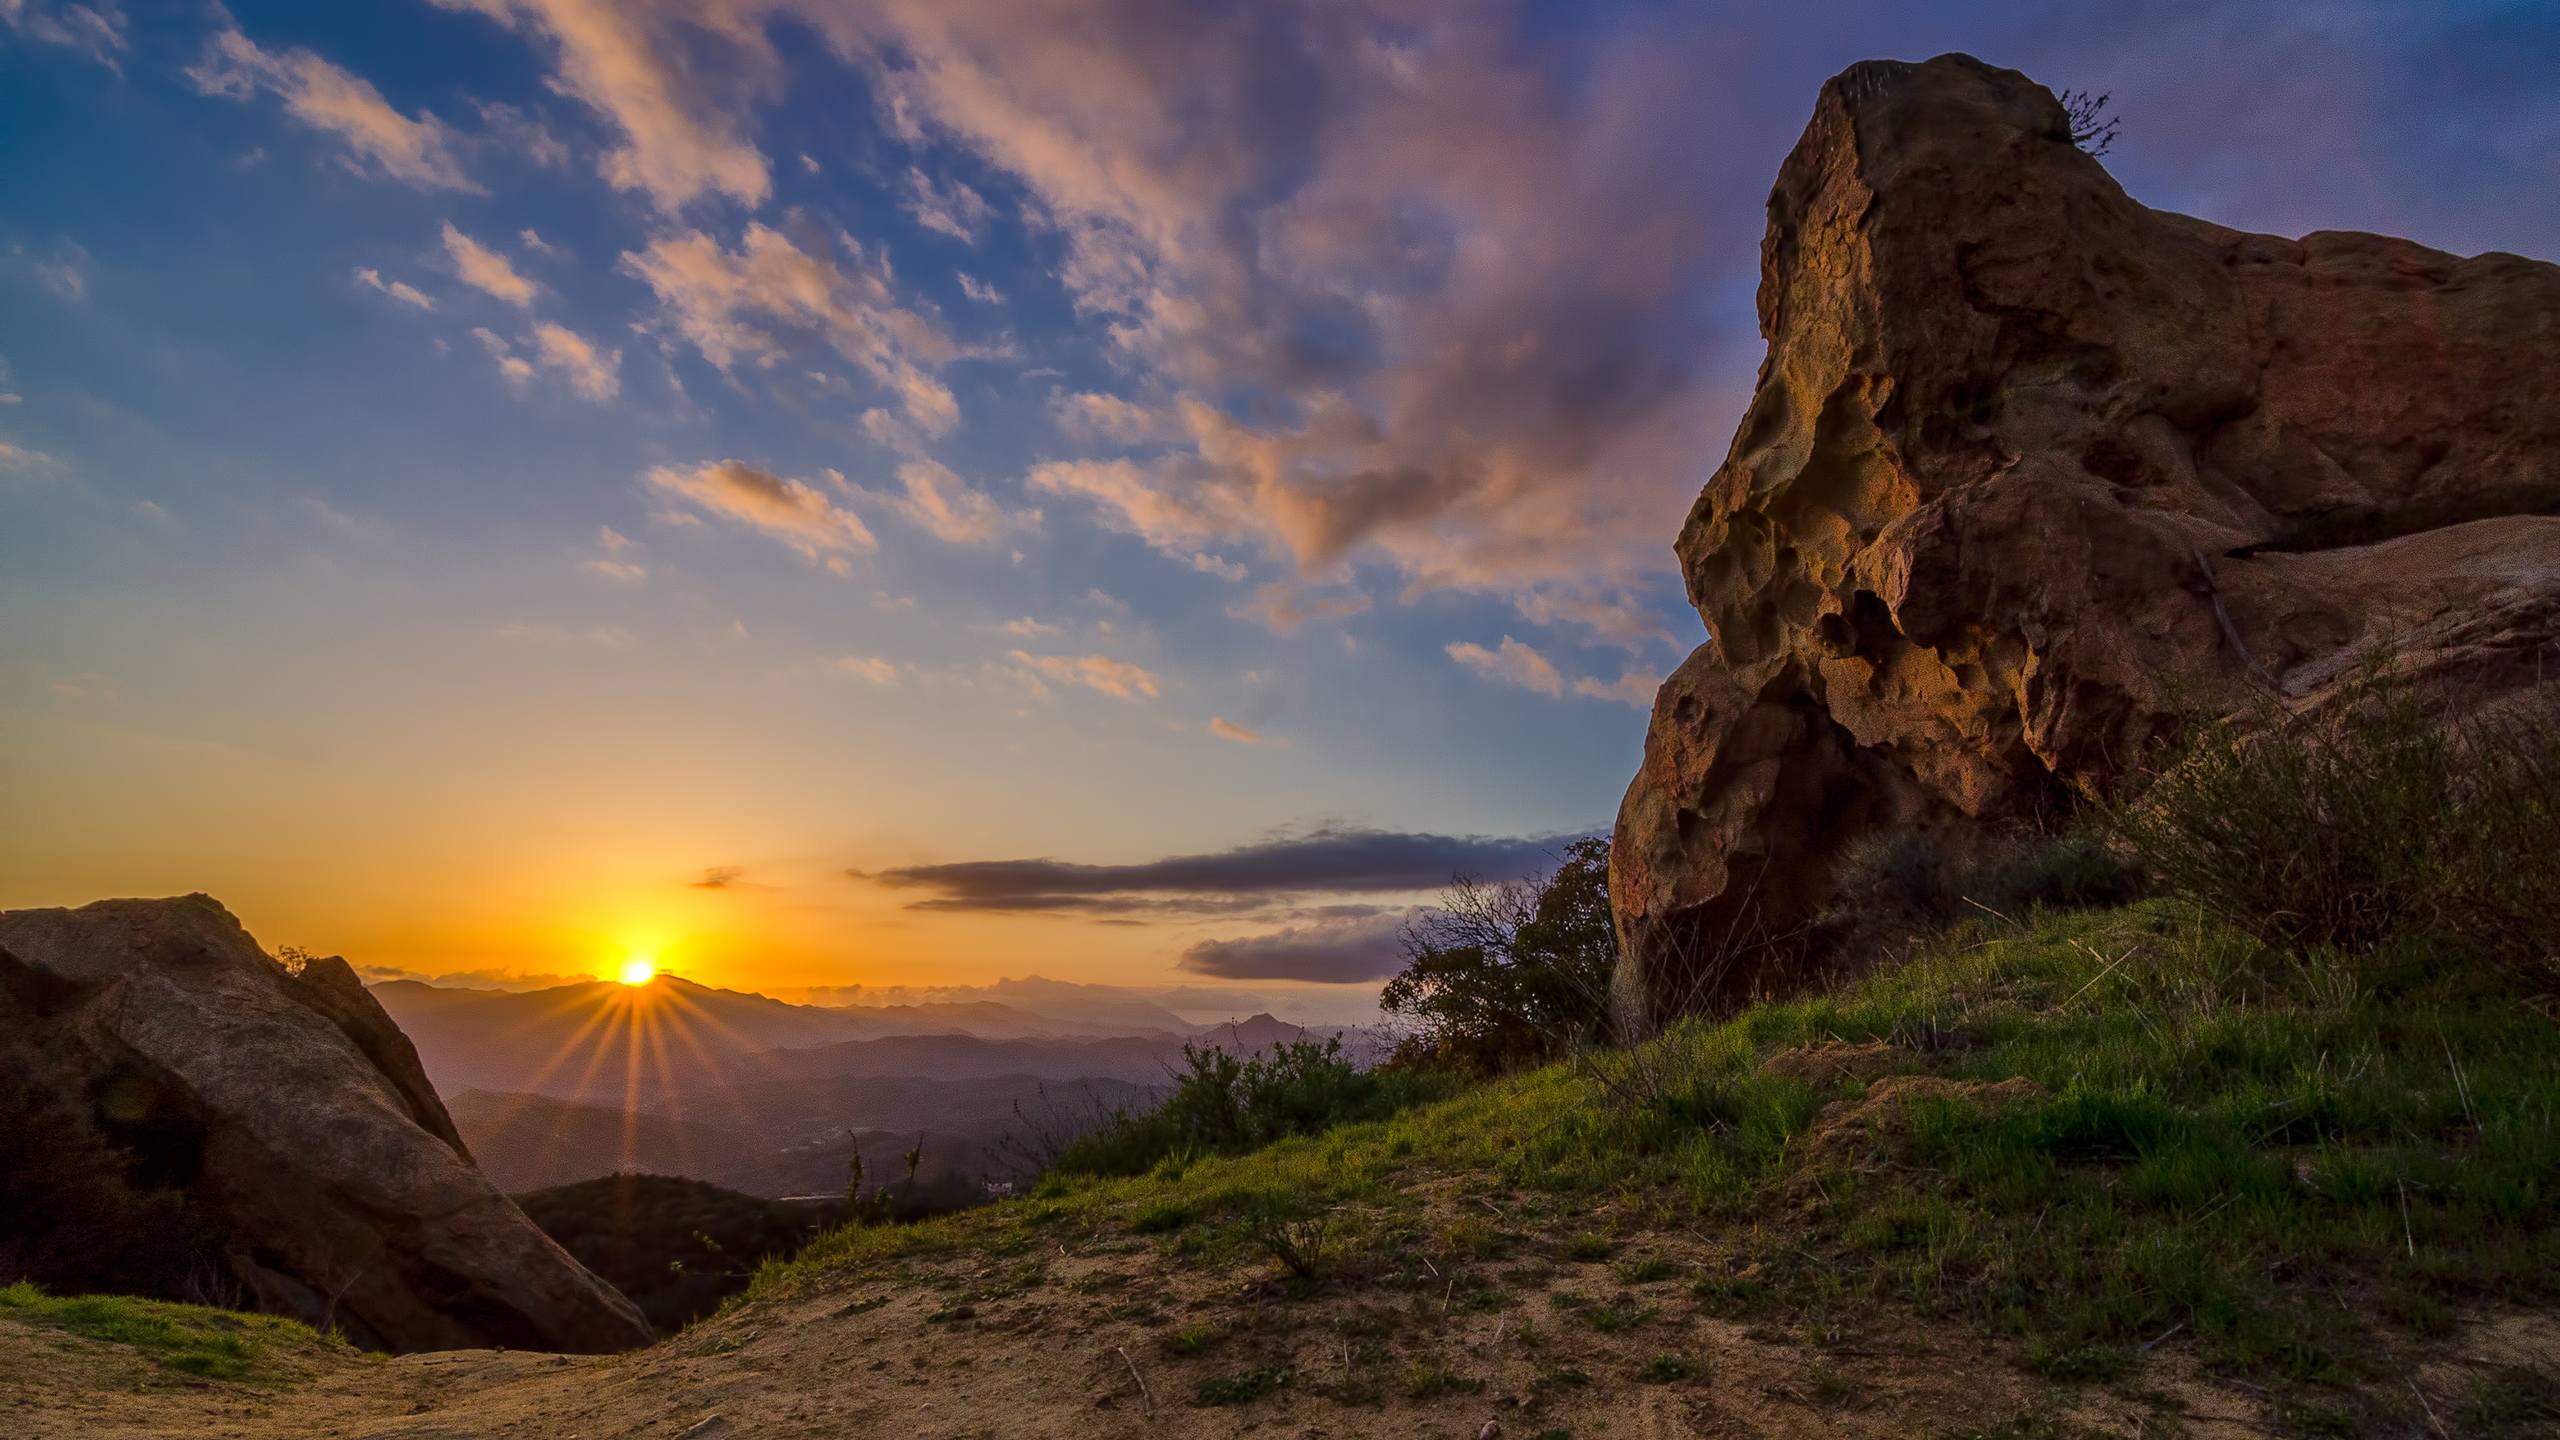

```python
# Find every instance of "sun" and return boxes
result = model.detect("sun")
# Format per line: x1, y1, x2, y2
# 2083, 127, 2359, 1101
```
617, 957, 658, 986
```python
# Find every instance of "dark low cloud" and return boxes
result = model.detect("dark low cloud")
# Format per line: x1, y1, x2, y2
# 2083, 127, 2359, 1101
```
690, 865, 749, 889
860, 826, 1584, 913
1178, 912, 1412, 984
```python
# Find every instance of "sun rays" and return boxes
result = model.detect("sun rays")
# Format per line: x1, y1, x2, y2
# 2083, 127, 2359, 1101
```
478, 966, 780, 1180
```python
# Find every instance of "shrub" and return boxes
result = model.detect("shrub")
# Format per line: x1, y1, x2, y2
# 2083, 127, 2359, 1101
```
2105, 668, 2560, 981
1052, 1037, 1446, 1178
1381, 836, 1618, 1072
1825, 827, 2143, 941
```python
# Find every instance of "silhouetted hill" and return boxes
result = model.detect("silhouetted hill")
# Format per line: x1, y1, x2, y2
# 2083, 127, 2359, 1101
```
512, 1175, 844, 1333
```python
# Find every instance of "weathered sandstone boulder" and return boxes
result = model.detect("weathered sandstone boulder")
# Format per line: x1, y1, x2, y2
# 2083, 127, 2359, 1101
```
1612, 54, 2560, 1025
0, 895, 652, 1353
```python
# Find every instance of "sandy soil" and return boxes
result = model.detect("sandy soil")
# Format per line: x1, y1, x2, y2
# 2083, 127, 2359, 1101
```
5, 1221, 2431, 1440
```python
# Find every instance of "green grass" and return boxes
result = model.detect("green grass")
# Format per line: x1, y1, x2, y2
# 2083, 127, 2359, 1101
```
757, 901, 2557, 1388
0, 1282, 334, 1381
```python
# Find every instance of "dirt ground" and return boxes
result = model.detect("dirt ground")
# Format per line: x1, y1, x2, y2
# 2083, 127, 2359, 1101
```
14, 1219, 2514, 1440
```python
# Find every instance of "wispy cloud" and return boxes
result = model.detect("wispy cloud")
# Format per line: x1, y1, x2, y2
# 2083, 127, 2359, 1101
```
530, 321, 620, 402
425, 0, 771, 210
901, 165, 994, 242
1208, 716, 1265, 744
353, 266, 435, 310
621, 224, 959, 437
829, 655, 902, 686
644, 458, 875, 572
1447, 636, 1562, 697
441, 222, 537, 306
188, 23, 476, 191
1007, 651, 1160, 701
3, 1, 129, 72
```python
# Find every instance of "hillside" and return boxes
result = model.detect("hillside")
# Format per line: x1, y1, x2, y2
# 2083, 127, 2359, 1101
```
10, 900, 2556, 1436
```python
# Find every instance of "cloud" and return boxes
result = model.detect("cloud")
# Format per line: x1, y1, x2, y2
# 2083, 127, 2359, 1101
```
645, 458, 876, 570
1000, 617, 1060, 638
1571, 667, 1659, 708
354, 266, 435, 310
471, 98, 571, 169
426, 0, 772, 210
441, 222, 537, 306
0, 438, 65, 475
1233, 581, 1369, 635
187, 23, 476, 191
3, 1, 129, 72
518, 227, 562, 255
621, 223, 959, 436
1178, 911, 1409, 983
798, 2, 1737, 611
955, 272, 1003, 304
829, 655, 901, 686
493, 619, 632, 648
1051, 391, 1168, 446
11, 239, 90, 301
690, 865, 748, 889
1187, 552, 1248, 582
470, 326, 536, 385
355, 964, 600, 991
902, 165, 994, 242
530, 321, 622, 402
1447, 636, 1562, 698
855, 458, 1033, 546
583, 524, 647, 579
863, 825, 1579, 913
1208, 716, 1264, 744
1006, 650, 1160, 701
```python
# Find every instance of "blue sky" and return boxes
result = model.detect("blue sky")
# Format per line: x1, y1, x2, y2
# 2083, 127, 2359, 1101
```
3, 0, 2555, 1000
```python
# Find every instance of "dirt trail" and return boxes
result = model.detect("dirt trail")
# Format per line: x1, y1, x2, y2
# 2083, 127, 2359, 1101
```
0, 1233, 2325, 1440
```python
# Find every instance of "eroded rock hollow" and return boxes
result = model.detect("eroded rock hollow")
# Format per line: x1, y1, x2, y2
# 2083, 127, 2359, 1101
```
1610, 54, 2560, 1025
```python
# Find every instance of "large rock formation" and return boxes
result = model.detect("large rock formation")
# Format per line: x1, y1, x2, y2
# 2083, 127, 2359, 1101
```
0, 895, 653, 1353
1611, 54, 2560, 1024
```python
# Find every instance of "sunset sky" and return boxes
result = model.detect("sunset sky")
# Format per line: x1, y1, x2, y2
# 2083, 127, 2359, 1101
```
5, 1, 2555, 1001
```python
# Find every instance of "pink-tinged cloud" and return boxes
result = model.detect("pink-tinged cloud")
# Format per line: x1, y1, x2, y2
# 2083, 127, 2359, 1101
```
441, 222, 537, 306
644, 458, 876, 571
426, 0, 772, 210
1007, 650, 1161, 701
1208, 716, 1264, 744
188, 25, 477, 191
621, 224, 959, 437
1446, 636, 1563, 698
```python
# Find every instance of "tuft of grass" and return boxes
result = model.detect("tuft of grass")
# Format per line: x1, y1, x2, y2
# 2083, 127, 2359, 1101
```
1636, 1353, 1694, 1383
0, 1282, 333, 1381
1193, 1365, 1290, 1407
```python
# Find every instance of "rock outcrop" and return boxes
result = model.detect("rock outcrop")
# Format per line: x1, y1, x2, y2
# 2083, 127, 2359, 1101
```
0, 895, 653, 1353
1611, 54, 2560, 1024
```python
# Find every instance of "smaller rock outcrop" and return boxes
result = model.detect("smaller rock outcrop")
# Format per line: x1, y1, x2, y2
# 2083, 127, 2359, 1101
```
0, 895, 652, 1353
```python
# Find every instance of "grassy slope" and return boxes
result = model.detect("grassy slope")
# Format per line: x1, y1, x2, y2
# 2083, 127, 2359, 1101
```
0, 1282, 340, 1381
762, 900, 2559, 1431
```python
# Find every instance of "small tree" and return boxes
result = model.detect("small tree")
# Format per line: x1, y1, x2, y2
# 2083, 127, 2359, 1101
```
2059, 88, 2118, 157
1381, 837, 1617, 1072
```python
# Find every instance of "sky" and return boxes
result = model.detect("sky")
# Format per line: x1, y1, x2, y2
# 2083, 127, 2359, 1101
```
4, 1, 2556, 1003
